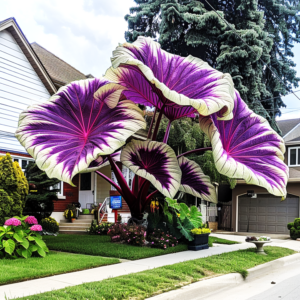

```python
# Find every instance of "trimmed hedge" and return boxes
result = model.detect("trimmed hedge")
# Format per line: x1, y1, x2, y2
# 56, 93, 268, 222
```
287, 218, 300, 240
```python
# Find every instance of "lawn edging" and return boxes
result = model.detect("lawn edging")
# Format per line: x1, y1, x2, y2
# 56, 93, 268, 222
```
148, 252, 300, 300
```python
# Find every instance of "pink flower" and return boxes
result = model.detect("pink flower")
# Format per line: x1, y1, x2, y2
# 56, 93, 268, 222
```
4, 218, 21, 226
24, 216, 38, 225
164, 244, 166, 249
30, 225, 43, 232
172, 244, 174, 247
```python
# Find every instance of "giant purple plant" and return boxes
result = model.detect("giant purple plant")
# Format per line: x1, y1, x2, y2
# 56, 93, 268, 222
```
16, 37, 288, 221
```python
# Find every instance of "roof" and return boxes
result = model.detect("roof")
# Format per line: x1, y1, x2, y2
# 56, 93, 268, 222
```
277, 118, 300, 137
0, 18, 56, 94
31, 42, 88, 86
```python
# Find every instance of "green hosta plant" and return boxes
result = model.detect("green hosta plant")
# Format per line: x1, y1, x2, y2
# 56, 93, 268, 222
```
0, 216, 49, 259
148, 197, 203, 241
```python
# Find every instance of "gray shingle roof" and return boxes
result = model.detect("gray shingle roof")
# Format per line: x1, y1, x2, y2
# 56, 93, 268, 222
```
31, 42, 87, 85
276, 118, 300, 136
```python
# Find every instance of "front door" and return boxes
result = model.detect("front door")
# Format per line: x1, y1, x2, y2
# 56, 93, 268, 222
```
79, 172, 94, 209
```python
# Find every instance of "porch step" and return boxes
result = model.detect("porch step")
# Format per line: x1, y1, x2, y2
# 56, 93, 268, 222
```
60, 219, 93, 224
59, 225, 89, 230
78, 214, 94, 219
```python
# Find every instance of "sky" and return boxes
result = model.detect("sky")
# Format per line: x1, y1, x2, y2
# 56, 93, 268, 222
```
1, 0, 300, 120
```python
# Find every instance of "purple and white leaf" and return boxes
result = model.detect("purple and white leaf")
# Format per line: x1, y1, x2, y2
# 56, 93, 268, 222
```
121, 139, 182, 198
199, 91, 288, 197
108, 36, 235, 120
84, 151, 121, 172
178, 156, 217, 203
16, 78, 146, 185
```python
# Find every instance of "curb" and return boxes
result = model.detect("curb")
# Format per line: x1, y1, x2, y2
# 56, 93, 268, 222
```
147, 253, 300, 300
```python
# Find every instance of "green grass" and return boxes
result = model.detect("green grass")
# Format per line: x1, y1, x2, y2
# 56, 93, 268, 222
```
0, 251, 119, 285
17, 246, 295, 300
209, 236, 239, 245
43, 234, 238, 260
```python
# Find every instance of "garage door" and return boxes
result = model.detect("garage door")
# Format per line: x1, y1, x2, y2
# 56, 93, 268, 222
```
238, 194, 299, 234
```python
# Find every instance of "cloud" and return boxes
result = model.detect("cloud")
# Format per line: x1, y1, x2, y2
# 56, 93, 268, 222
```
0, 0, 135, 77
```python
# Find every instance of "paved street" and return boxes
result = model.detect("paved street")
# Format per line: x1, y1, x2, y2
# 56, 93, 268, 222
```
204, 260, 300, 300
247, 273, 300, 300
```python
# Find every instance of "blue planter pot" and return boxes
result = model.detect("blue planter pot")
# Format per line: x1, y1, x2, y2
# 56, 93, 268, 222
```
188, 233, 210, 251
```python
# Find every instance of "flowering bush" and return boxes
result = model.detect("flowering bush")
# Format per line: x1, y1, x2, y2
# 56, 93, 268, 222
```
191, 228, 211, 235
0, 216, 49, 259
24, 216, 38, 225
4, 218, 21, 226
108, 223, 146, 246
41, 217, 59, 233
87, 222, 112, 235
148, 228, 178, 249
30, 225, 43, 232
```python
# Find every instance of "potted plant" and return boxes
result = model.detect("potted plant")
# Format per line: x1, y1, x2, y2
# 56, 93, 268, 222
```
188, 228, 211, 251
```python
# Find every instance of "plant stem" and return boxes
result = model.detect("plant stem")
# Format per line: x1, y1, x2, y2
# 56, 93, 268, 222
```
163, 120, 172, 143
107, 155, 135, 205
147, 107, 157, 139
95, 171, 123, 196
177, 147, 212, 158
151, 106, 165, 141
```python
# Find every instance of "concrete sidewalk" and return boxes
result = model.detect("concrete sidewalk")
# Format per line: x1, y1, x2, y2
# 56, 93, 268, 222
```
1, 242, 255, 300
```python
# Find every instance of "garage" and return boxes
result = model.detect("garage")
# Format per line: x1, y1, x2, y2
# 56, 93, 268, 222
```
238, 194, 299, 234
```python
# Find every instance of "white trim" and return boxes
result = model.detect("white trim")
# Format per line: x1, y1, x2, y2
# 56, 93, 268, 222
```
283, 122, 300, 139
0, 19, 57, 94
288, 146, 300, 167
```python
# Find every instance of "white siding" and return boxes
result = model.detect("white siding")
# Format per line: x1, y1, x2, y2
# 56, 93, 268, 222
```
0, 29, 51, 153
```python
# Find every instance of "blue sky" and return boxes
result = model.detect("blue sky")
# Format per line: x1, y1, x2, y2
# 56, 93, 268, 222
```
0, 0, 299, 120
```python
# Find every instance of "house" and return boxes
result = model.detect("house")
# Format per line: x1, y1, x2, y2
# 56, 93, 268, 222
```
0, 18, 56, 171
219, 118, 300, 234
0, 17, 144, 225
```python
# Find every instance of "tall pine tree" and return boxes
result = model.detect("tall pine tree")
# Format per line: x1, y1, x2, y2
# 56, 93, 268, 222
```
125, 0, 300, 133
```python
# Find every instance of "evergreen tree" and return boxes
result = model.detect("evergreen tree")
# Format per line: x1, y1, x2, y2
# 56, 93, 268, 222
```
125, 0, 300, 133
0, 153, 29, 224
24, 162, 60, 222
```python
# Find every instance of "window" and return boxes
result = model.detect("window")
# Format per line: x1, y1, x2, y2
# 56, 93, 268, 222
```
53, 181, 64, 196
11, 157, 33, 172
289, 147, 300, 166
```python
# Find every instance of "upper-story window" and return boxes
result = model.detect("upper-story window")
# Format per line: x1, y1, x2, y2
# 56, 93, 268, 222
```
289, 147, 300, 166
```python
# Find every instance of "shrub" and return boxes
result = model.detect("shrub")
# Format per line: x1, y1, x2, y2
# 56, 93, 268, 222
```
41, 217, 59, 234
147, 197, 203, 242
87, 221, 112, 235
148, 228, 178, 249
287, 218, 300, 240
108, 223, 146, 246
0, 154, 29, 225
191, 228, 211, 235
23, 162, 60, 222
0, 216, 49, 259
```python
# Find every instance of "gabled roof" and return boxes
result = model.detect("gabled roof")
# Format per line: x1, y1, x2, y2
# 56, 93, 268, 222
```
277, 118, 300, 137
0, 17, 56, 94
31, 42, 88, 87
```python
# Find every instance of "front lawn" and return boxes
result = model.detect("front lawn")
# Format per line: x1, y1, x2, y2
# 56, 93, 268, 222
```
209, 236, 239, 245
43, 234, 187, 260
17, 246, 295, 300
0, 251, 119, 285
43, 234, 238, 260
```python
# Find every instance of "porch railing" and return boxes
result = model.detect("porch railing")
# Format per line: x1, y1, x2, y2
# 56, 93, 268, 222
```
98, 197, 109, 224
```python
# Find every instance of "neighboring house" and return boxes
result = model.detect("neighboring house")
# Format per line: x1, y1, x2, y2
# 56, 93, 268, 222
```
0, 18, 56, 171
0, 17, 145, 223
220, 118, 300, 234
